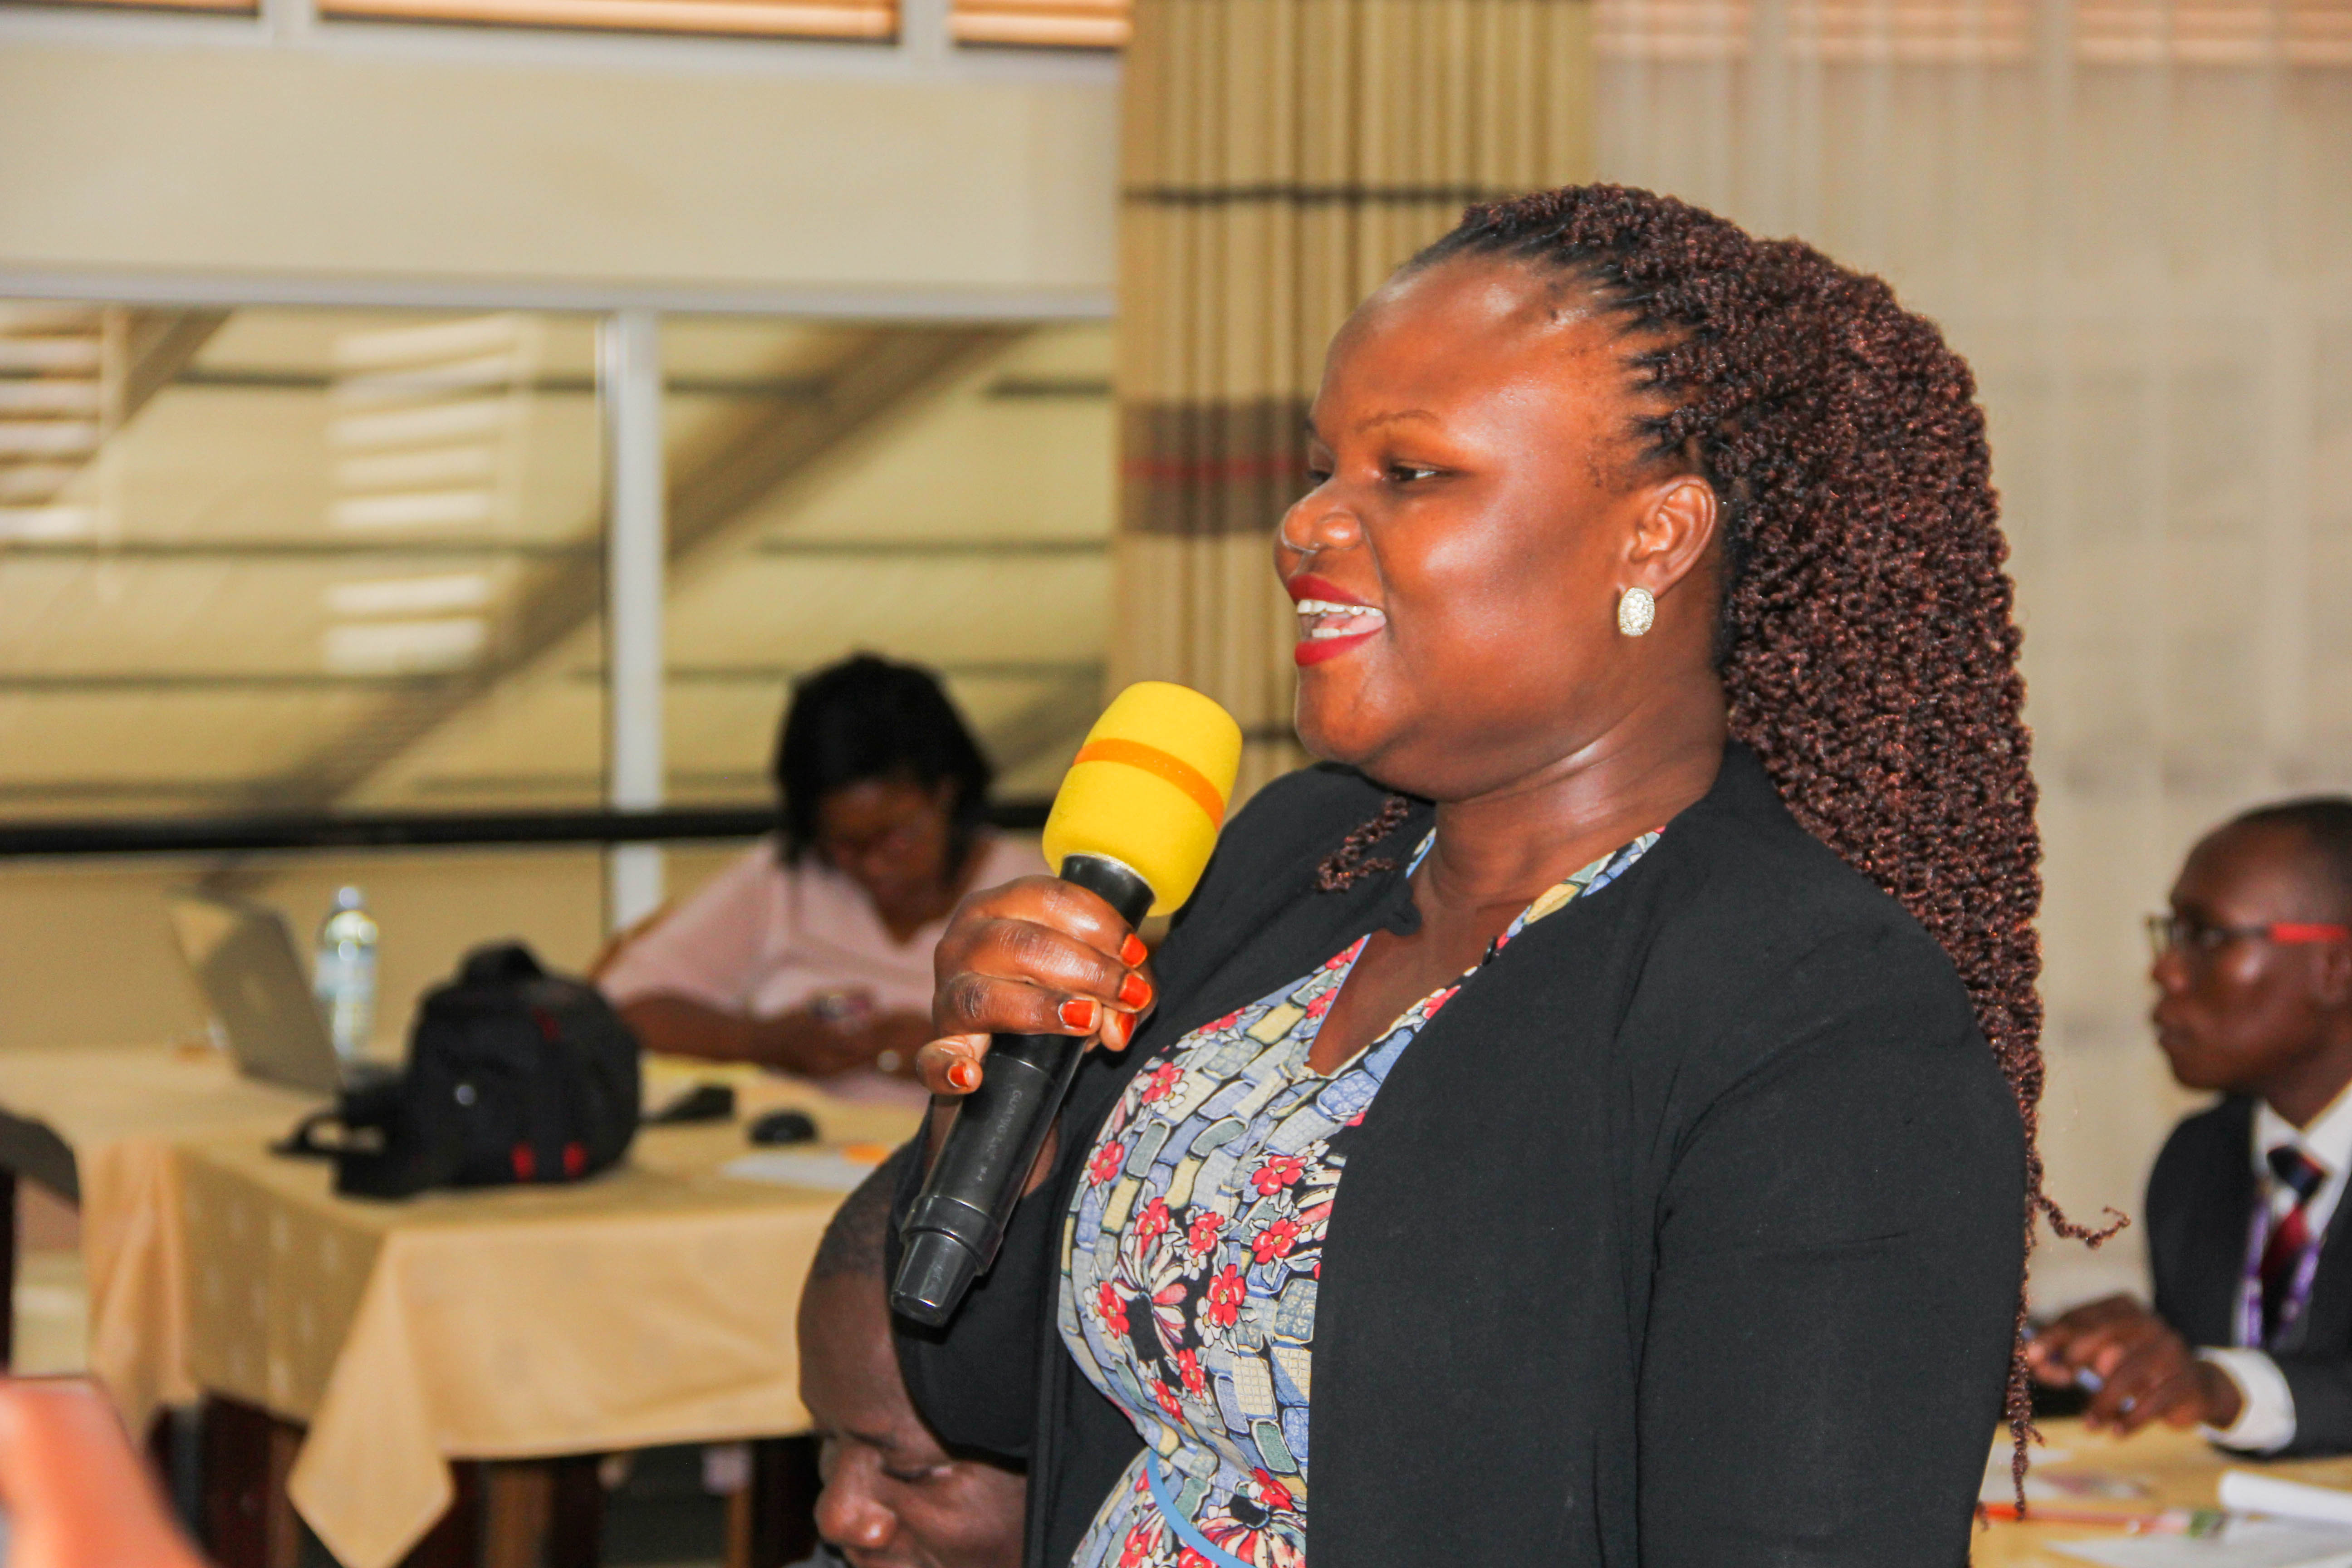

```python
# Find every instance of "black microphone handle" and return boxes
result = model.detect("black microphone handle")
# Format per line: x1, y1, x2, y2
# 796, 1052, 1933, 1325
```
891, 853, 1156, 1327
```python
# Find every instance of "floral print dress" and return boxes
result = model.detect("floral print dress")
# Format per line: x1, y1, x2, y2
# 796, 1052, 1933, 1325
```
1058, 828, 1661, 1568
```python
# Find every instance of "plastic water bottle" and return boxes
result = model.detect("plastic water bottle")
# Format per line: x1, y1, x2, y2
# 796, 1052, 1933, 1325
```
313, 886, 379, 1062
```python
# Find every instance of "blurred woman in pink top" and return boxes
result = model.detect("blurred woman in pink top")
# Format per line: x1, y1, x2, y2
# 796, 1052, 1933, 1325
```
599, 655, 1046, 1084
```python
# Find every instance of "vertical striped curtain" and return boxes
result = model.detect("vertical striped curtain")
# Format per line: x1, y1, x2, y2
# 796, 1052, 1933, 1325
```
1111, 0, 1598, 801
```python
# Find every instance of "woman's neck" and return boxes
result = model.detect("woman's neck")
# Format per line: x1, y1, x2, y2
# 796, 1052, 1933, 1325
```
1419, 682, 1726, 916
872, 833, 987, 943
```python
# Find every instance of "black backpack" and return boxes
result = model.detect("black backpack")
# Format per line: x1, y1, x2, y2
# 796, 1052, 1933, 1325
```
283, 942, 642, 1200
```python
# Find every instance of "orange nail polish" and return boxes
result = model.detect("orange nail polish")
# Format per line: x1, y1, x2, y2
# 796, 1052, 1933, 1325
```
1058, 997, 1100, 1032
1120, 933, 1149, 968
948, 1059, 981, 1093
1119, 971, 1153, 1010
1103, 1010, 1134, 1050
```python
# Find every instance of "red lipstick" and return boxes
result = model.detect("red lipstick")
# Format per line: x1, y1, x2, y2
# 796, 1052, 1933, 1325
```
1284, 573, 1368, 606
1295, 632, 1379, 667
1287, 573, 1387, 667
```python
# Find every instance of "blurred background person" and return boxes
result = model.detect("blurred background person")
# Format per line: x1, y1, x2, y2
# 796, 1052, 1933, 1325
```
2030, 799, 2352, 1454
0, 1378, 206, 1568
601, 654, 1045, 1085
796, 1150, 1026, 1568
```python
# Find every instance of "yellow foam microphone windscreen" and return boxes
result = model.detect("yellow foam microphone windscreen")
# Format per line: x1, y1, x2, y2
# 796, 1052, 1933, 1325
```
1041, 682, 1243, 916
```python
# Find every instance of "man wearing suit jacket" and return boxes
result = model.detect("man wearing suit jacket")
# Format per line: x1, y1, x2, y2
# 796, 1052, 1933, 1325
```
2030, 799, 2352, 1454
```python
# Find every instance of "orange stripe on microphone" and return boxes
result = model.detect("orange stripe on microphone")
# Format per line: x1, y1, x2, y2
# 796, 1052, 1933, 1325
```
1072, 738, 1226, 828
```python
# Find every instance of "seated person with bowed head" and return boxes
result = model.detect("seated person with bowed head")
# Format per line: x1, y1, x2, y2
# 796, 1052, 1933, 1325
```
601, 654, 1045, 1084
0, 1157, 1027, 1568
2031, 799, 2352, 1453
794, 1149, 1026, 1568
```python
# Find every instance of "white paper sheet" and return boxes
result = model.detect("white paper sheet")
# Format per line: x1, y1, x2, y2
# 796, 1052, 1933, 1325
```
2053, 1522, 2352, 1568
721, 1148, 889, 1192
2222, 1475, 2352, 1530
1984, 1458, 2154, 1506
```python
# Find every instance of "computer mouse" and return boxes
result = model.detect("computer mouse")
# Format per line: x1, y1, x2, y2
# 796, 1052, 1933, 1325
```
747, 1109, 819, 1146
643, 1083, 737, 1125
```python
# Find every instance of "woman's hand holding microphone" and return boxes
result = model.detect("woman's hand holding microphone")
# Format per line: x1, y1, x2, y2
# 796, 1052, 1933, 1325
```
914, 875, 1157, 1103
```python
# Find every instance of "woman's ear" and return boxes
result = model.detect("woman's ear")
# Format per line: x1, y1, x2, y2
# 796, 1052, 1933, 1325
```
1627, 475, 1719, 598
2316, 936, 2352, 1012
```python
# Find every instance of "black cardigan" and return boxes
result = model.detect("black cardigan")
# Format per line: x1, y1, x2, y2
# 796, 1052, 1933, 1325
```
892, 746, 2025, 1567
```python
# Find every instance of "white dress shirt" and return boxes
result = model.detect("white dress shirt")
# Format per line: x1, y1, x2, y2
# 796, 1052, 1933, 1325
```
2199, 1084, 2352, 1452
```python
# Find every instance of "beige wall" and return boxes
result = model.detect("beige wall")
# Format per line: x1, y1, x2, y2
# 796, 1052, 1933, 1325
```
0, 843, 750, 1056
0, 846, 710, 1055
0, 34, 1117, 301
0, 835, 1068, 1057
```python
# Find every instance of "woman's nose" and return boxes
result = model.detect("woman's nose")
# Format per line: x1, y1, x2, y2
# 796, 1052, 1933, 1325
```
815, 1463, 898, 1552
1277, 492, 1364, 558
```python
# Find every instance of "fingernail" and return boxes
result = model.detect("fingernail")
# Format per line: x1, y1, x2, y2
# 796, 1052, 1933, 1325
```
1103, 1010, 1134, 1050
948, 1059, 981, 1093
1119, 971, 1153, 1010
1120, 933, 1149, 968
1059, 997, 1101, 1032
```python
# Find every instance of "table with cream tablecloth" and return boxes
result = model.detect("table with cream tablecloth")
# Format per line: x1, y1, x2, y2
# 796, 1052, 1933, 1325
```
0, 1043, 325, 1421
172, 1071, 919, 1568
1977, 1418, 2352, 1564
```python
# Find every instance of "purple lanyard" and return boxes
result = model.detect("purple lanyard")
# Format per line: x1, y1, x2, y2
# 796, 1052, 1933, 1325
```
2239, 1186, 2327, 1351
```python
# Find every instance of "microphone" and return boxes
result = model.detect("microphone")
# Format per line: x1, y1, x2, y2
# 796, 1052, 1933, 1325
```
891, 681, 1241, 1327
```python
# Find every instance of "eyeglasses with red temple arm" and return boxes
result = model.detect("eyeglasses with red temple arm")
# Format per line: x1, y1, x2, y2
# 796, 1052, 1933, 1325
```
2146, 915, 2352, 963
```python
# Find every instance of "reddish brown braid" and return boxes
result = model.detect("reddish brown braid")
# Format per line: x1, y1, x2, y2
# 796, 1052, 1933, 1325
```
1318, 792, 1415, 889
1307, 184, 2118, 1500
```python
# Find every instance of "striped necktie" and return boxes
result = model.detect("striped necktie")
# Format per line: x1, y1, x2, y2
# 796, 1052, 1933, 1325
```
2262, 1145, 2329, 1342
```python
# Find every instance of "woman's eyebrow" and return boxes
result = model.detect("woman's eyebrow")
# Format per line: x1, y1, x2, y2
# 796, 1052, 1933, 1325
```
1302, 409, 1441, 441
1353, 409, 1439, 432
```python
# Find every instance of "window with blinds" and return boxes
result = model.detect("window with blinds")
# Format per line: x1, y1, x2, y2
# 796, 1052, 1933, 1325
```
950, 0, 1127, 48
3, 0, 256, 15
314, 0, 892, 38
1597, 0, 2352, 64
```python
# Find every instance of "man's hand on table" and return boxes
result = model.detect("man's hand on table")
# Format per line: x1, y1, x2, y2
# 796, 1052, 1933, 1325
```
2027, 1294, 2244, 1436
0, 1377, 208, 1568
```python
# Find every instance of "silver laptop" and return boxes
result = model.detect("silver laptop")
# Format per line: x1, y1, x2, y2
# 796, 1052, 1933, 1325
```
168, 891, 371, 1096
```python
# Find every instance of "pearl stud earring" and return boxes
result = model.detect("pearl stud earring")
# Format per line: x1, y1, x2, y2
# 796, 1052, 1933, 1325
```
1617, 586, 1656, 637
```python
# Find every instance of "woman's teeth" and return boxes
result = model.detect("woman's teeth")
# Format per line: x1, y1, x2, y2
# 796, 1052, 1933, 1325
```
1294, 599, 1387, 640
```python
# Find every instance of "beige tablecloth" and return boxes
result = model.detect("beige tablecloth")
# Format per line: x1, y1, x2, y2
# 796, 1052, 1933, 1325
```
0, 1044, 324, 1427
176, 1069, 918, 1568
1976, 1417, 2352, 1563
0, 1044, 921, 1568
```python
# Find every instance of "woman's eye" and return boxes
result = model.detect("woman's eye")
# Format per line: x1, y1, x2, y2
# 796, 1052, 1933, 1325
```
1387, 463, 1440, 484
883, 1464, 945, 1485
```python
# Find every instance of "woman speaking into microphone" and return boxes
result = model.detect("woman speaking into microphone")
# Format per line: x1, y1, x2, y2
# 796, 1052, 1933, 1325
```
895, 186, 2047, 1566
